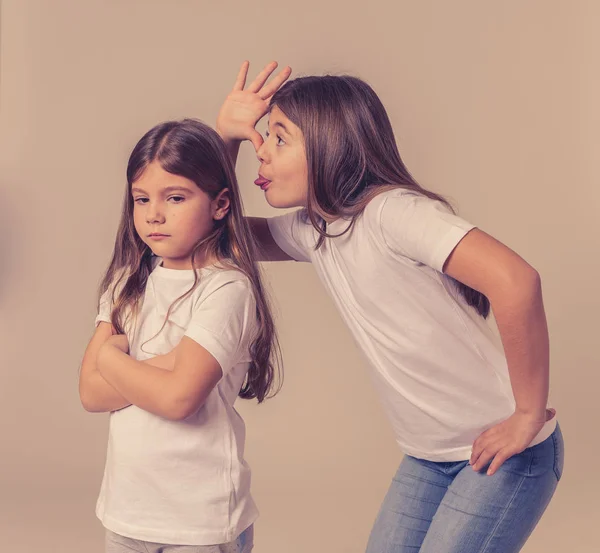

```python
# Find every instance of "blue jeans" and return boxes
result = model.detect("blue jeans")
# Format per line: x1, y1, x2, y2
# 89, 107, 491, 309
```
365, 424, 564, 553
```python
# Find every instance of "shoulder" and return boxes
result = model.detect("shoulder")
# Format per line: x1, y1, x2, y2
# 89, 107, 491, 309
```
186, 265, 258, 343
268, 208, 314, 232
196, 264, 254, 300
205, 263, 252, 285
359, 187, 433, 231
266, 209, 316, 261
365, 187, 433, 216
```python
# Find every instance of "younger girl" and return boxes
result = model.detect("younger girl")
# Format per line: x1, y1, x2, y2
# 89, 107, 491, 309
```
216, 62, 564, 553
79, 118, 280, 553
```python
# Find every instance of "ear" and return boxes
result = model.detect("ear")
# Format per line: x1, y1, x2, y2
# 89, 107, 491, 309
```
212, 188, 231, 221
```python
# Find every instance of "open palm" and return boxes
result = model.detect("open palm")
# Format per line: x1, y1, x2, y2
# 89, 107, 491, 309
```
216, 61, 292, 151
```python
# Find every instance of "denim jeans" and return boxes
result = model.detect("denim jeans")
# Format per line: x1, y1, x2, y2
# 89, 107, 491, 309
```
366, 424, 564, 553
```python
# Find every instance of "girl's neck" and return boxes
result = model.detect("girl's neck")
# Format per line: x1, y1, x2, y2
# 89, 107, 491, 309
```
160, 251, 218, 271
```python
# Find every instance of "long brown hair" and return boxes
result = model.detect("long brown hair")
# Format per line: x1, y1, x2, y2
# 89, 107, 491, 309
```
270, 76, 490, 318
99, 119, 282, 401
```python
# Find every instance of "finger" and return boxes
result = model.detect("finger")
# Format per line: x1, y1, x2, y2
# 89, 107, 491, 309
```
470, 448, 488, 468
259, 65, 292, 100
469, 445, 480, 466
472, 445, 499, 472
470, 435, 489, 465
247, 61, 278, 93
233, 61, 250, 91
249, 130, 264, 153
486, 448, 515, 476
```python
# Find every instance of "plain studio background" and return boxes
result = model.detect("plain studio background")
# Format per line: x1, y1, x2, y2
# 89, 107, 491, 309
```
0, 1, 598, 552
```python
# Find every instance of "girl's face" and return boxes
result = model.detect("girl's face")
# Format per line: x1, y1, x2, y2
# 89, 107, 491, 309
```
256, 106, 309, 209
132, 161, 229, 270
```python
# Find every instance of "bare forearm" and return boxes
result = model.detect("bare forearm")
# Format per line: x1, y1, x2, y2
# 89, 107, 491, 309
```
81, 370, 131, 413
97, 347, 181, 420
221, 136, 241, 166
79, 323, 132, 413
246, 217, 293, 262
491, 272, 550, 417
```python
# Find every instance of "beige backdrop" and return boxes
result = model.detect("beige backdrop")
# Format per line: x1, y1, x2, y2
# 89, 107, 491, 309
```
1, 1, 598, 552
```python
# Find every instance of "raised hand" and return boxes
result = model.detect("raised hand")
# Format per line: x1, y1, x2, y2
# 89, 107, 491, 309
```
216, 61, 292, 152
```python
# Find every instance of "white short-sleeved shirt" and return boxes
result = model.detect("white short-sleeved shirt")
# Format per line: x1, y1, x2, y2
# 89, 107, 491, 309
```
94, 260, 259, 545
267, 188, 556, 462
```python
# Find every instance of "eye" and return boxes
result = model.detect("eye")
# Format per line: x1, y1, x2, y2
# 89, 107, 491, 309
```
276, 135, 286, 146
168, 195, 185, 203
134, 197, 148, 204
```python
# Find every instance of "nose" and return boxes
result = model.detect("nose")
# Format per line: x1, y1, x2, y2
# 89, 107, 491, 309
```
256, 141, 269, 164
145, 201, 165, 225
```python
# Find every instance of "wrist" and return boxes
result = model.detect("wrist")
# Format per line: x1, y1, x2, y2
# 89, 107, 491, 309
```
216, 127, 240, 144
515, 406, 547, 421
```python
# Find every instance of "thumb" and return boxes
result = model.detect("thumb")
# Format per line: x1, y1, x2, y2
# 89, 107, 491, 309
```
249, 130, 264, 153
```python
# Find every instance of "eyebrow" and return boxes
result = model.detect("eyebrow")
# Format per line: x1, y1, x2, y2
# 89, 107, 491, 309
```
131, 185, 193, 195
269, 120, 292, 137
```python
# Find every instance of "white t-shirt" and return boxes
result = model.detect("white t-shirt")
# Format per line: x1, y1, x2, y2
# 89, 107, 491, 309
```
94, 260, 259, 545
267, 188, 556, 462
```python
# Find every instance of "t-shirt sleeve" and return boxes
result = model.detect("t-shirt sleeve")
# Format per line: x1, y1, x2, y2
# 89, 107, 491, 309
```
184, 277, 257, 375
94, 269, 130, 328
95, 288, 113, 327
379, 191, 476, 272
266, 210, 313, 263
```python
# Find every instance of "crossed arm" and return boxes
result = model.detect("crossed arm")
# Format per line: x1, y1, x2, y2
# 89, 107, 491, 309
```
78, 322, 222, 421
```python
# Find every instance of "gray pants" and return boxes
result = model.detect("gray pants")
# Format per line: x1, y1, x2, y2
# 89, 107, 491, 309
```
105, 526, 254, 553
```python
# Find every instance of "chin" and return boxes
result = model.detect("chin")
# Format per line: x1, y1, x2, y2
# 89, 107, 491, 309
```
264, 188, 305, 210
146, 244, 172, 258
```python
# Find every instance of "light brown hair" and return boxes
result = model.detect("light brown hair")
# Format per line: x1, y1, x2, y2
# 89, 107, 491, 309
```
270, 76, 490, 318
99, 119, 282, 401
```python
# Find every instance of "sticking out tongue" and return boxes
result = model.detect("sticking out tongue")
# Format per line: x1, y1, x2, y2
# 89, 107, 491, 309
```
254, 176, 271, 187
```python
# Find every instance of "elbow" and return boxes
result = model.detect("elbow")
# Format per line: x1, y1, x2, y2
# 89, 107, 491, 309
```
160, 378, 215, 421
490, 264, 542, 307
79, 384, 105, 413
80, 392, 100, 413
516, 265, 542, 299
79, 380, 114, 413
78, 370, 104, 413
80, 397, 92, 412
79, 383, 92, 412
164, 397, 202, 422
